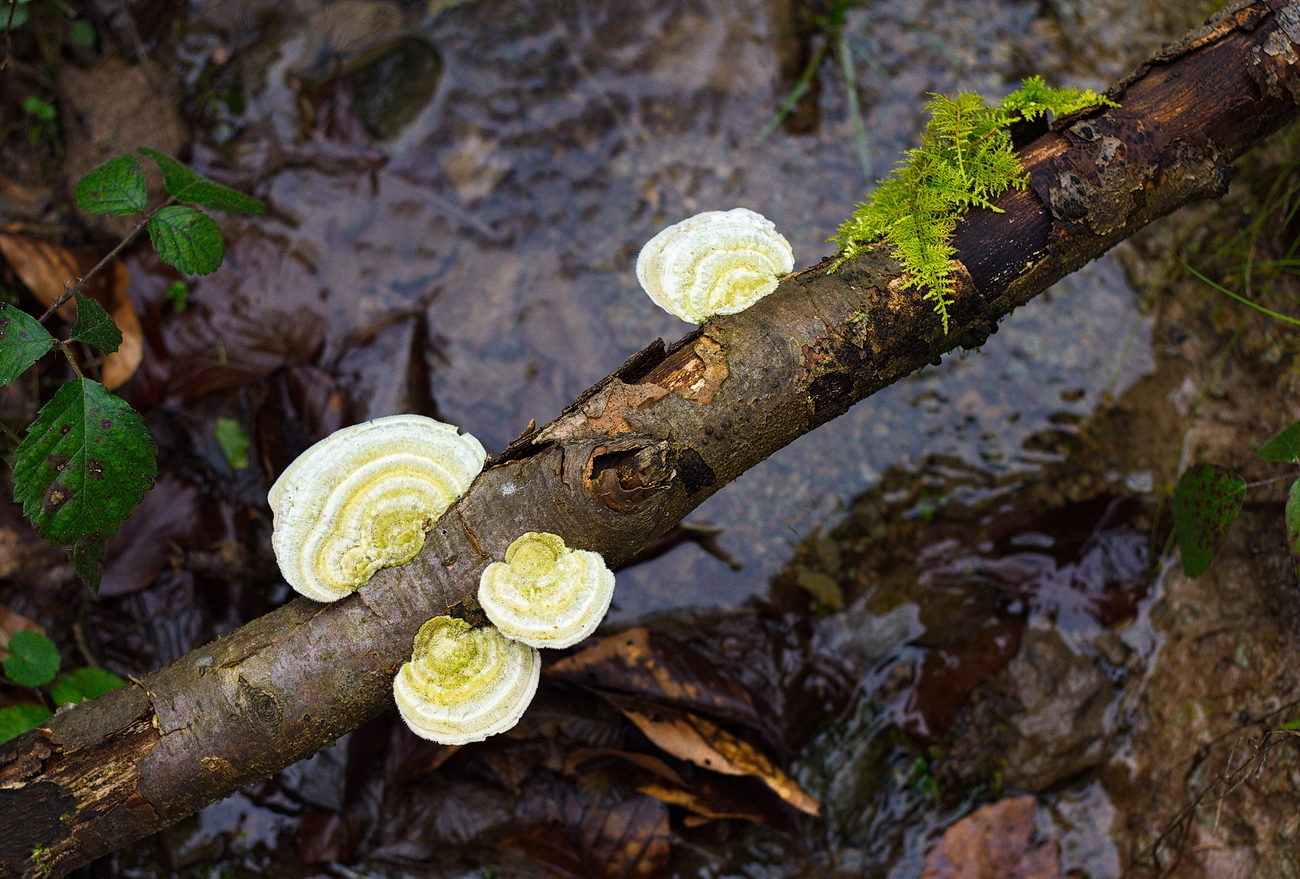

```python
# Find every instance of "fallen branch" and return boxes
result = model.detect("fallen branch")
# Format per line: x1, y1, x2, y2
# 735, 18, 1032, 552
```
2, 1, 1298, 874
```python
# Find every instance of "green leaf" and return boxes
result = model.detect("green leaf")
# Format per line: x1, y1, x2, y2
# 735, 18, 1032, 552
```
1171, 463, 1247, 578
12, 378, 158, 591
1287, 476, 1300, 577
4, 629, 61, 687
0, 302, 55, 386
138, 148, 264, 215
21, 96, 55, 121
74, 155, 147, 217
70, 292, 121, 354
0, 704, 51, 744
50, 666, 126, 706
1258, 420, 1300, 463
147, 206, 225, 275
165, 279, 189, 312
214, 417, 250, 469
68, 18, 95, 47
3, 4, 30, 30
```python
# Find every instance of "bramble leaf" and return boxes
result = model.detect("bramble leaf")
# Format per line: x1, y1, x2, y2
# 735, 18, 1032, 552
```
1171, 463, 1246, 578
4, 629, 60, 687
147, 206, 225, 275
1287, 477, 1300, 577
1258, 420, 1300, 463
51, 666, 126, 706
74, 155, 147, 216
12, 378, 158, 591
70, 292, 122, 354
138, 147, 264, 215
214, 417, 250, 469
0, 704, 51, 744
0, 302, 55, 385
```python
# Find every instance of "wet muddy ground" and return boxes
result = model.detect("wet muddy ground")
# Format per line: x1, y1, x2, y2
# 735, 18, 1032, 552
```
3, 0, 1300, 877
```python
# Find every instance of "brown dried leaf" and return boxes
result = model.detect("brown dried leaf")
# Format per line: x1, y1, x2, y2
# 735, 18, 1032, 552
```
0, 232, 143, 389
604, 695, 819, 816
919, 796, 1062, 879
579, 793, 670, 879
564, 749, 786, 829
549, 627, 763, 731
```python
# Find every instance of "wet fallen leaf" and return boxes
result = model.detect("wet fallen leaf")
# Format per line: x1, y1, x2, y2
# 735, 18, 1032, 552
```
297, 808, 346, 864
919, 795, 1062, 879
603, 695, 819, 816
580, 793, 671, 879
0, 231, 143, 389
549, 627, 764, 732
498, 824, 591, 879
564, 749, 789, 830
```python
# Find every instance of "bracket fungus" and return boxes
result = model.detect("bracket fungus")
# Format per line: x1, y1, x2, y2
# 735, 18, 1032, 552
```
636, 207, 794, 324
269, 414, 486, 602
478, 531, 616, 648
393, 615, 541, 745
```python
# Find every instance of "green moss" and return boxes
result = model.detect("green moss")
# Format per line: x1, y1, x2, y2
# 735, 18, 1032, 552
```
831, 77, 1118, 332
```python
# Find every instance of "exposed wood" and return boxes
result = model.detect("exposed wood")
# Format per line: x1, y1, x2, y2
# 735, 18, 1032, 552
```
3, 1, 1300, 875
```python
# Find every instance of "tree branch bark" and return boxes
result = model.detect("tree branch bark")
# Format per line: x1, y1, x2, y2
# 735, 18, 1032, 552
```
3, 1, 1299, 875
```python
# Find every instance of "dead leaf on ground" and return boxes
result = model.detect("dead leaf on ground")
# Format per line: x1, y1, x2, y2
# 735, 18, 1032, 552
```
564, 749, 788, 830
580, 793, 671, 879
919, 795, 1062, 879
602, 695, 819, 816
0, 231, 144, 389
549, 627, 764, 732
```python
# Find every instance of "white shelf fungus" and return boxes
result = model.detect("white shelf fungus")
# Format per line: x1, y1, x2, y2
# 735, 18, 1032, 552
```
636, 207, 794, 324
393, 615, 541, 745
269, 414, 486, 602
478, 531, 616, 649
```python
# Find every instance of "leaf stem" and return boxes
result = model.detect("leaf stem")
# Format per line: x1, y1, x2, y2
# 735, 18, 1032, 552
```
55, 341, 83, 380
38, 214, 151, 324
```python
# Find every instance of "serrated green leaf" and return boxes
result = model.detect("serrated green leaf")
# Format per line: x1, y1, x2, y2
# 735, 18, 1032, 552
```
148, 206, 225, 275
0, 302, 55, 386
1287, 477, 1300, 577
138, 147, 264, 215
70, 292, 121, 354
0, 704, 51, 744
1171, 463, 1247, 578
1258, 421, 1300, 463
4, 629, 61, 687
214, 417, 250, 469
51, 666, 126, 706
74, 155, 147, 216
12, 378, 157, 591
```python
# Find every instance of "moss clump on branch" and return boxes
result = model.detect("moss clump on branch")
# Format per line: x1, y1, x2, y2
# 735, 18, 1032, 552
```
831, 77, 1118, 331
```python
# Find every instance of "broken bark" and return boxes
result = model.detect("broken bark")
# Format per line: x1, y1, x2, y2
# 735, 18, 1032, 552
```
2, 1, 1299, 875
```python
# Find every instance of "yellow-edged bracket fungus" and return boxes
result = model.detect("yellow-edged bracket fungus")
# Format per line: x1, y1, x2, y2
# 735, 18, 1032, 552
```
478, 531, 616, 649
636, 207, 794, 324
268, 414, 486, 602
393, 615, 541, 745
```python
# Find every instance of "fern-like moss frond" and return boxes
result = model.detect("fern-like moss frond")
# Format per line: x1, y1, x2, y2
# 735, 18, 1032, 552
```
831, 77, 1118, 332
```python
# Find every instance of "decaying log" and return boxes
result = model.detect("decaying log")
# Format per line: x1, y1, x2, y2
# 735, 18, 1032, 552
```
3, 1, 1299, 875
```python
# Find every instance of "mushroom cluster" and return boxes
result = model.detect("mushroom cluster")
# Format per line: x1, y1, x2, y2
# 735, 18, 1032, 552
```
268, 414, 486, 602
636, 207, 794, 324
270, 419, 617, 746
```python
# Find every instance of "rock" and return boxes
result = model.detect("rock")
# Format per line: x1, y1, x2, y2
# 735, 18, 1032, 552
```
1001, 616, 1115, 792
